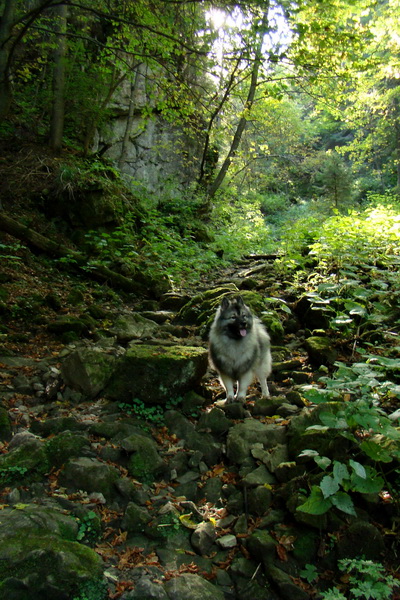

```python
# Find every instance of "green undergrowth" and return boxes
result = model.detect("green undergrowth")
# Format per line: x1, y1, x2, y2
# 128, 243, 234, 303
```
320, 558, 398, 600
297, 347, 400, 520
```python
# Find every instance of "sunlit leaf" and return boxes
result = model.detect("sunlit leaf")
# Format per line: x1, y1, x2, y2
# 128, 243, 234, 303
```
297, 486, 332, 515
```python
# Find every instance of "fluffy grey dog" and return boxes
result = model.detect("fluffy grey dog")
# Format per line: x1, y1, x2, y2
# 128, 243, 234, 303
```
209, 295, 272, 403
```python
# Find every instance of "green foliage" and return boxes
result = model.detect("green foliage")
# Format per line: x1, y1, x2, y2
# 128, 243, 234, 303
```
119, 399, 164, 425
155, 511, 181, 538
0, 242, 23, 260
72, 577, 108, 600
118, 397, 181, 425
76, 511, 100, 544
277, 197, 400, 344
311, 150, 353, 209
300, 563, 319, 584
211, 192, 276, 259
0, 466, 28, 486
54, 158, 121, 196
298, 354, 400, 517
297, 452, 384, 517
321, 558, 398, 600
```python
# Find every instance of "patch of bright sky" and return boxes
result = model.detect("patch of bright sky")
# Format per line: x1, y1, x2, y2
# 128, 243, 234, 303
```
206, 1, 292, 64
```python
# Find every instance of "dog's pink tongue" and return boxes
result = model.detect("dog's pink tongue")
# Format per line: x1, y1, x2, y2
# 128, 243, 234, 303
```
240, 329, 247, 337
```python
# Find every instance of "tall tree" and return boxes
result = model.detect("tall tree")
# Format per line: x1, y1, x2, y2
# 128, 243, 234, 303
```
206, 7, 271, 199
49, 4, 68, 152
0, 0, 18, 119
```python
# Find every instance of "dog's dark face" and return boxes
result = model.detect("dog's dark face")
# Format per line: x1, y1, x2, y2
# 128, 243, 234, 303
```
218, 296, 253, 340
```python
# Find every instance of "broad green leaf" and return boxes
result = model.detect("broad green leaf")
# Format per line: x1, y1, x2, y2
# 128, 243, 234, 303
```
297, 486, 332, 515
333, 461, 349, 483
320, 475, 340, 498
344, 301, 367, 316
319, 412, 348, 429
330, 491, 357, 516
332, 316, 353, 325
314, 456, 332, 470
360, 440, 393, 463
367, 355, 400, 369
350, 471, 384, 494
349, 460, 366, 479
301, 387, 338, 403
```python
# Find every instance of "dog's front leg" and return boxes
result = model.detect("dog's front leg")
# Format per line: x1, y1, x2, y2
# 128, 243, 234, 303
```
236, 371, 254, 403
259, 377, 270, 398
219, 374, 235, 403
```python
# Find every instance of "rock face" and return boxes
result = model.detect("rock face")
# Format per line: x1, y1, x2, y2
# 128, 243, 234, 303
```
93, 70, 204, 194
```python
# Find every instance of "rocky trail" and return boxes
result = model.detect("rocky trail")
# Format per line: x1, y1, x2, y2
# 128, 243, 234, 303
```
0, 250, 398, 600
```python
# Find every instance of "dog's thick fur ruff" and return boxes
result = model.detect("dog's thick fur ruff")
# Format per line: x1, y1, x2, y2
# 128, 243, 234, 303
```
209, 295, 272, 403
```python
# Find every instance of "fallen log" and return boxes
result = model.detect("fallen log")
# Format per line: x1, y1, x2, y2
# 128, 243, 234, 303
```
0, 211, 138, 294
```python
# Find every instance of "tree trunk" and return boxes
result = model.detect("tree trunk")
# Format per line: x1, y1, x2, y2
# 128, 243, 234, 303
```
49, 4, 68, 153
0, 211, 140, 294
197, 55, 242, 189
0, 0, 17, 120
206, 7, 270, 200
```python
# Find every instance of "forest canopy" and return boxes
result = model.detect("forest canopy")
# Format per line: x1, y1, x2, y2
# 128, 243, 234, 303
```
0, 0, 399, 280
1, 0, 399, 198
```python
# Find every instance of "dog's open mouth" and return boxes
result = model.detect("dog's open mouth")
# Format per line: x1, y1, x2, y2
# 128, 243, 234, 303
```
240, 329, 247, 337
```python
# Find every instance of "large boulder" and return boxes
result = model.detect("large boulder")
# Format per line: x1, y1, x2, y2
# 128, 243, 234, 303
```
61, 346, 117, 398
109, 313, 159, 342
59, 457, 120, 501
304, 336, 338, 366
104, 344, 208, 403
0, 504, 104, 600
120, 433, 166, 481
0, 436, 49, 488
226, 419, 287, 465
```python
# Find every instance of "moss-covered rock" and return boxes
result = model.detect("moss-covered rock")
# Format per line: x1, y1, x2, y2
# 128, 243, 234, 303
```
61, 346, 117, 398
47, 316, 90, 340
287, 403, 352, 460
177, 285, 239, 326
259, 310, 285, 344
164, 573, 225, 600
59, 457, 120, 501
109, 313, 159, 342
0, 438, 49, 488
45, 431, 91, 468
337, 521, 385, 560
0, 504, 104, 600
121, 433, 165, 481
0, 407, 12, 441
104, 344, 208, 404
122, 501, 152, 533
304, 336, 338, 366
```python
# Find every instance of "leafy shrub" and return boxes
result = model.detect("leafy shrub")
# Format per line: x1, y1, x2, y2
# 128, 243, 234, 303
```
321, 558, 397, 600
298, 359, 400, 517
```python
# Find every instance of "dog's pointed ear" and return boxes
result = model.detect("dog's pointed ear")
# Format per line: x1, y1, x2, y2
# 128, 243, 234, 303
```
221, 296, 230, 310
236, 295, 245, 306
